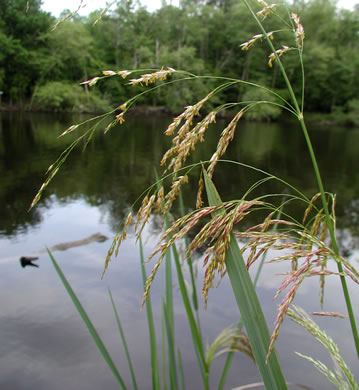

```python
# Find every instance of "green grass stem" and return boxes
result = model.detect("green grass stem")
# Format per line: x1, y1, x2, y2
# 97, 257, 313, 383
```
139, 239, 161, 390
161, 310, 168, 390
177, 349, 185, 390
241, 0, 359, 358
163, 302, 179, 390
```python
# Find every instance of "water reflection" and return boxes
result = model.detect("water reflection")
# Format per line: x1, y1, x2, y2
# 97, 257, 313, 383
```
1, 112, 358, 390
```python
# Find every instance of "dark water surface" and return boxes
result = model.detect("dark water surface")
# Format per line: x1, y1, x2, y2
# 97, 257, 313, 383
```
1, 112, 358, 389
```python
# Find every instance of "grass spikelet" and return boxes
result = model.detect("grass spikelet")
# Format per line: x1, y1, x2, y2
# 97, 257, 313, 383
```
115, 112, 125, 125
101, 211, 133, 279
118, 70, 132, 78
161, 95, 215, 176
207, 110, 244, 178
196, 176, 204, 209
268, 46, 292, 68
102, 70, 117, 76
60, 124, 79, 137
155, 186, 165, 212
136, 194, 156, 240
80, 76, 100, 87
30, 166, 60, 210
162, 175, 189, 217
240, 31, 274, 50
134, 195, 149, 232
302, 193, 321, 224
257, 1, 277, 19
129, 67, 175, 87
291, 13, 305, 48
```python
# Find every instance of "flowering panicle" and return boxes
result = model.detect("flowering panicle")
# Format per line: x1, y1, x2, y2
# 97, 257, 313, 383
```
141, 204, 225, 303
268, 45, 291, 67
129, 67, 175, 86
207, 110, 244, 178
257, 1, 277, 19
240, 32, 274, 51
102, 211, 133, 279
103, 104, 128, 134
196, 176, 204, 209
155, 186, 165, 212
81, 70, 132, 89
232, 204, 359, 360
206, 327, 254, 365
161, 93, 215, 173
265, 237, 359, 359
288, 306, 358, 389
302, 193, 321, 225
162, 175, 189, 217
142, 199, 264, 306
134, 194, 157, 240
291, 13, 305, 48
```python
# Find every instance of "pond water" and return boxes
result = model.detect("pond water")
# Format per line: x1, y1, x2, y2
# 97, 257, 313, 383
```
0, 111, 358, 390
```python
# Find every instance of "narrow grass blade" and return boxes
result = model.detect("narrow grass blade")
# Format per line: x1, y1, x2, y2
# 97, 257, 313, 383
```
139, 239, 161, 390
218, 351, 234, 390
203, 172, 288, 390
47, 249, 127, 389
163, 302, 179, 390
171, 244, 208, 388
161, 305, 168, 390
219, 205, 283, 390
108, 289, 138, 390
165, 217, 174, 331
179, 190, 199, 313
177, 348, 185, 390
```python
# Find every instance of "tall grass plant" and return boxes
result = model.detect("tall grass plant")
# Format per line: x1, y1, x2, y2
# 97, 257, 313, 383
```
33, 1, 359, 388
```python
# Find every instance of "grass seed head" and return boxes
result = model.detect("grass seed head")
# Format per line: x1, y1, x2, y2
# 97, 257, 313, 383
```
118, 70, 132, 78
130, 67, 175, 87
207, 110, 243, 178
291, 13, 305, 48
240, 31, 274, 50
102, 70, 116, 76
257, 1, 277, 19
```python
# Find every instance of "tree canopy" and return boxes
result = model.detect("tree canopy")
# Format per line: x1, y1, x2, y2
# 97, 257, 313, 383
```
0, 0, 358, 115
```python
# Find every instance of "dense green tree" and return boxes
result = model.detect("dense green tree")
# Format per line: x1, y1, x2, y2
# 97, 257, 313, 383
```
0, 0, 357, 116
0, 0, 53, 105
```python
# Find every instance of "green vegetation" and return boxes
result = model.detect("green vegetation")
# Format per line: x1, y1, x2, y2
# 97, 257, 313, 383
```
20, 0, 359, 388
0, 0, 358, 120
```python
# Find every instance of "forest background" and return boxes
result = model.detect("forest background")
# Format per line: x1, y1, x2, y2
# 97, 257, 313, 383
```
1, 0, 358, 123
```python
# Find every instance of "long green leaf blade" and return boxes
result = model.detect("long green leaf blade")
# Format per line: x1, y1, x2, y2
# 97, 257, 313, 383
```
171, 244, 208, 388
47, 249, 127, 389
179, 190, 199, 312
203, 172, 288, 390
163, 302, 179, 390
108, 289, 138, 390
139, 239, 161, 390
